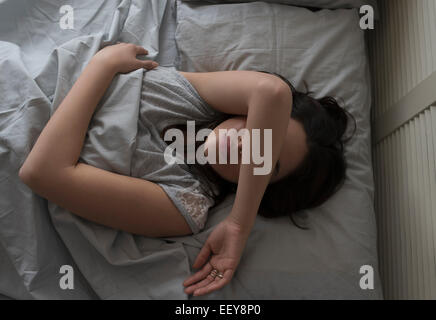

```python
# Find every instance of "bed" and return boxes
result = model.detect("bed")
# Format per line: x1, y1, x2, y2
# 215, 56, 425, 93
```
0, 0, 383, 299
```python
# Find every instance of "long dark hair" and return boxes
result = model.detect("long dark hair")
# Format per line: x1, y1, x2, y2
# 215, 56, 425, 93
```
256, 72, 356, 229
163, 71, 356, 230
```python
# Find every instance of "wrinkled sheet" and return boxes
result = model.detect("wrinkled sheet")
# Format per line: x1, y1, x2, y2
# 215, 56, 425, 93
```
0, 0, 383, 299
0, 0, 193, 299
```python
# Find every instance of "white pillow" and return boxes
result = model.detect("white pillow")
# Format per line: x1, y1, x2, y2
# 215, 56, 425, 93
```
175, 0, 369, 100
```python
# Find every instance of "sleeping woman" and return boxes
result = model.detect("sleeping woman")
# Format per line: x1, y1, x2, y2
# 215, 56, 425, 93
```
18, 43, 355, 297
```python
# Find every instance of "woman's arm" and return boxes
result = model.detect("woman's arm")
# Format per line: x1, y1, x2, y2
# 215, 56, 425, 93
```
19, 43, 156, 181
179, 70, 288, 115
228, 82, 292, 233
18, 44, 195, 238
180, 70, 292, 231
183, 79, 292, 297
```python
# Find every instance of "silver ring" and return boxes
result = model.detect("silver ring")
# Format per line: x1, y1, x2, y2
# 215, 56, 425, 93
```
209, 269, 219, 278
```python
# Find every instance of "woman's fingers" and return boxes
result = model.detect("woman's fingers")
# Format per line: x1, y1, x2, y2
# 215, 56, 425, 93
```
133, 46, 157, 69
183, 261, 235, 297
192, 269, 234, 297
192, 241, 212, 269
139, 60, 159, 69
135, 46, 148, 55
184, 270, 216, 294
183, 262, 213, 288
183, 242, 213, 293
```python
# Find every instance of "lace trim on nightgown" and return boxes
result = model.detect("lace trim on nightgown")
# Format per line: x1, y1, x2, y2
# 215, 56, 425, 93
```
175, 186, 214, 231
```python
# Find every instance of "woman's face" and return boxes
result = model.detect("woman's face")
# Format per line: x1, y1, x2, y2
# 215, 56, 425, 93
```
203, 116, 308, 183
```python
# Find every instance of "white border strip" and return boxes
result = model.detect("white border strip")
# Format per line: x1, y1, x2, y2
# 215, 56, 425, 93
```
374, 71, 436, 144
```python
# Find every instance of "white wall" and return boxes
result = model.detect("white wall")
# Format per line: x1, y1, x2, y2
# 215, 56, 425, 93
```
368, 0, 436, 299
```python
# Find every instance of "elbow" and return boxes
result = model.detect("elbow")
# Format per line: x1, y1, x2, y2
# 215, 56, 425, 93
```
19, 164, 42, 189
19, 165, 35, 186
255, 78, 293, 110
19, 163, 72, 191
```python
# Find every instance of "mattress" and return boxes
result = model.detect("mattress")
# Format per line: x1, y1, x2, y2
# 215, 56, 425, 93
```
0, 0, 382, 299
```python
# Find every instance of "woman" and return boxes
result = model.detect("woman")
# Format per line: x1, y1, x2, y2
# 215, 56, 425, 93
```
19, 43, 354, 297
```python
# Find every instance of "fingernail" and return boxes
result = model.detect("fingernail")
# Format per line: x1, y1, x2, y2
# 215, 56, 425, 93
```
152, 62, 159, 67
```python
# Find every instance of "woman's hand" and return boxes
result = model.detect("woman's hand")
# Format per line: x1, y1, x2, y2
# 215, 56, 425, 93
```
183, 217, 250, 297
92, 42, 158, 74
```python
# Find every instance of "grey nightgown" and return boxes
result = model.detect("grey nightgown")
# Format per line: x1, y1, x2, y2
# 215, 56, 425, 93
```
132, 66, 227, 234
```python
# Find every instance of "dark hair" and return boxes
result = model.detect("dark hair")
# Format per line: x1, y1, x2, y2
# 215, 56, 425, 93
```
164, 72, 356, 230
255, 72, 356, 229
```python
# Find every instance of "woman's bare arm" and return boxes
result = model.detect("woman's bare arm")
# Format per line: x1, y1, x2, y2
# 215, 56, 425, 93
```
179, 70, 287, 115
228, 82, 292, 229
180, 68, 293, 297
19, 44, 156, 177
18, 44, 193, 238
181, 70, 292, 233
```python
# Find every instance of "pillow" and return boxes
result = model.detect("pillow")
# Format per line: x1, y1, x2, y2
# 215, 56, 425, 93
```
174, 0, 380, 299
175, 0, 373, 189
180, 0, 378, 11
175, 0, 374, 196
175, 1, 370, 102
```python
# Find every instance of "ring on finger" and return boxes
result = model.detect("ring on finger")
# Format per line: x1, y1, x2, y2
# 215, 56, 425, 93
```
209, 269, 218, 279
209, 268, 224, 280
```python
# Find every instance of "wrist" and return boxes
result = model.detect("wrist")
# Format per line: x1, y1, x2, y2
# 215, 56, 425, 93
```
90, 55, 118, 76
226, 213, 254, 238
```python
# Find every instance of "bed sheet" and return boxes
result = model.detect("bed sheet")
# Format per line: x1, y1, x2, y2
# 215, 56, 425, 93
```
0, 0, 188, 299
156, 0, 179, 67
0, 0, 382, 299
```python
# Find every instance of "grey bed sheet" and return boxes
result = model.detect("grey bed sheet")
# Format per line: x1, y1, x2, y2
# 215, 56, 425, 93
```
0, 0, 383, 299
